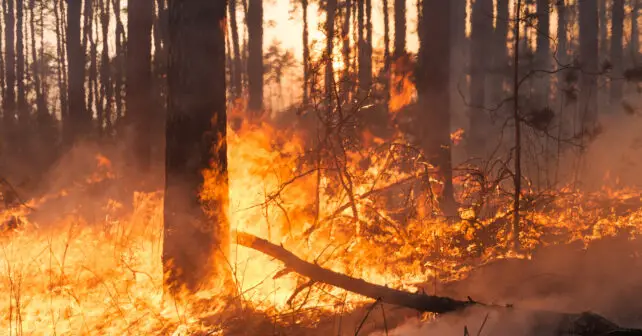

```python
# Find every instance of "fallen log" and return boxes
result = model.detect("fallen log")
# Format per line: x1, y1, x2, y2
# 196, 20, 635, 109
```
233, 231, 642, 336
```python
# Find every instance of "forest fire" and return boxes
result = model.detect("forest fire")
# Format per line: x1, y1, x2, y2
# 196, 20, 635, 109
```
2, 119, 642, 334
0, 0, 641, 334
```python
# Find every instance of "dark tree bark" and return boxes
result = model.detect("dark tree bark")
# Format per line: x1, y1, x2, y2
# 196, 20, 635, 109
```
610, 0, 624, 104
66, 0, 89, 142
382, 0, 390, 109
113, 0, 125, 124
340, 0, 351, 102
490, 0, 509, 104
54, 0, 68, 123
631, 0, 639, 63
87, 7, 97, 125
535, 0, 550, 105
417, 0, 455, 213
127, 0, 154, 171
229, 0, 242, 100
164, 0, 230, 291
556, 0, 568, 98
3, 0, 16, 130
362, 0, 372, 91
152, 0, 168, 144
0, 2, 4, 104
468, 0, 493, 157
247, 0, 263, 115
16, 0, 26, 125
599, 0, 608, 60
302, 0, 310, 105
82, 0, 92, 53
325, 0, 337, 98
99, 0, 112, 133
579, 0, 599, 130
29, 0, 46, 125
393, 0, 405, 59
357, 0, 365, 92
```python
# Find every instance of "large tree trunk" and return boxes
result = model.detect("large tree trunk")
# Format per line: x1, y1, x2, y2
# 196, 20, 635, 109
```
127, 0, 154, 171
535, 0, 550, 106
67, 0, 88, 143
467, 0, 493, 158
417, 0, 455, 214
229, 0, 242, 100
393, 0, 405, 59
610, 0, 624, 104
247, 0, 263, 115
579, 0, 599, 132
164, 0, 230, 292
16, 0, 26, 126
325, 0, 337, 99
3, 0, 16, 132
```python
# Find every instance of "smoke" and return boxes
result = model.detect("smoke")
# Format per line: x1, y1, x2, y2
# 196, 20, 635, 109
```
372, 233, 642, 335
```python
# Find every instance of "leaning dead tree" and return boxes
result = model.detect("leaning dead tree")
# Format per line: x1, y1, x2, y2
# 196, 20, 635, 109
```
235, 231, 642, 336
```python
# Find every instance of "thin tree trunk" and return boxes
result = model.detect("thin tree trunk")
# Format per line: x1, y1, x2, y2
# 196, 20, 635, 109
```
340, 0, 351, 103
513, 0, 523, 252
38, 0, 48, 116
302, 0, 310, 105
16, 0, 26, 126
417, 0, 455, 214
4, 0, 17, 132
0, 0, 5, 103
629, 0, 639, 64
363, 0, 372, 91
54, 0, 68, 125
229, 0, 242, 100
382, 0, 390, 110
579, 0, 599, 131
491, 0, 509, 104
29, 0, 46, 124
536, 0, 551, 105
127, 0, 154, 171
610, 0, 624, 104
87, 6, 96, 124
468, 0, 493, 157
164, 0, 230, 292
599, 0, 608, 60
100, 0, 112, 133
325, 0, 337, 99
357, 0, 365, 92
67, 0, 89, 142
92, 11, 100, 132
113, 0, 125, 125
393, 0, 405, 59
247, 0, 263, 115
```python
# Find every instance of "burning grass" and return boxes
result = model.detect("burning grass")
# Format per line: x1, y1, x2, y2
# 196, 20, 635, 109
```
2, 121, 642, 335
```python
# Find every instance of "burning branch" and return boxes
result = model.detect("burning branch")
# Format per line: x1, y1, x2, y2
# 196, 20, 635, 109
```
234, 230, 642, 336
